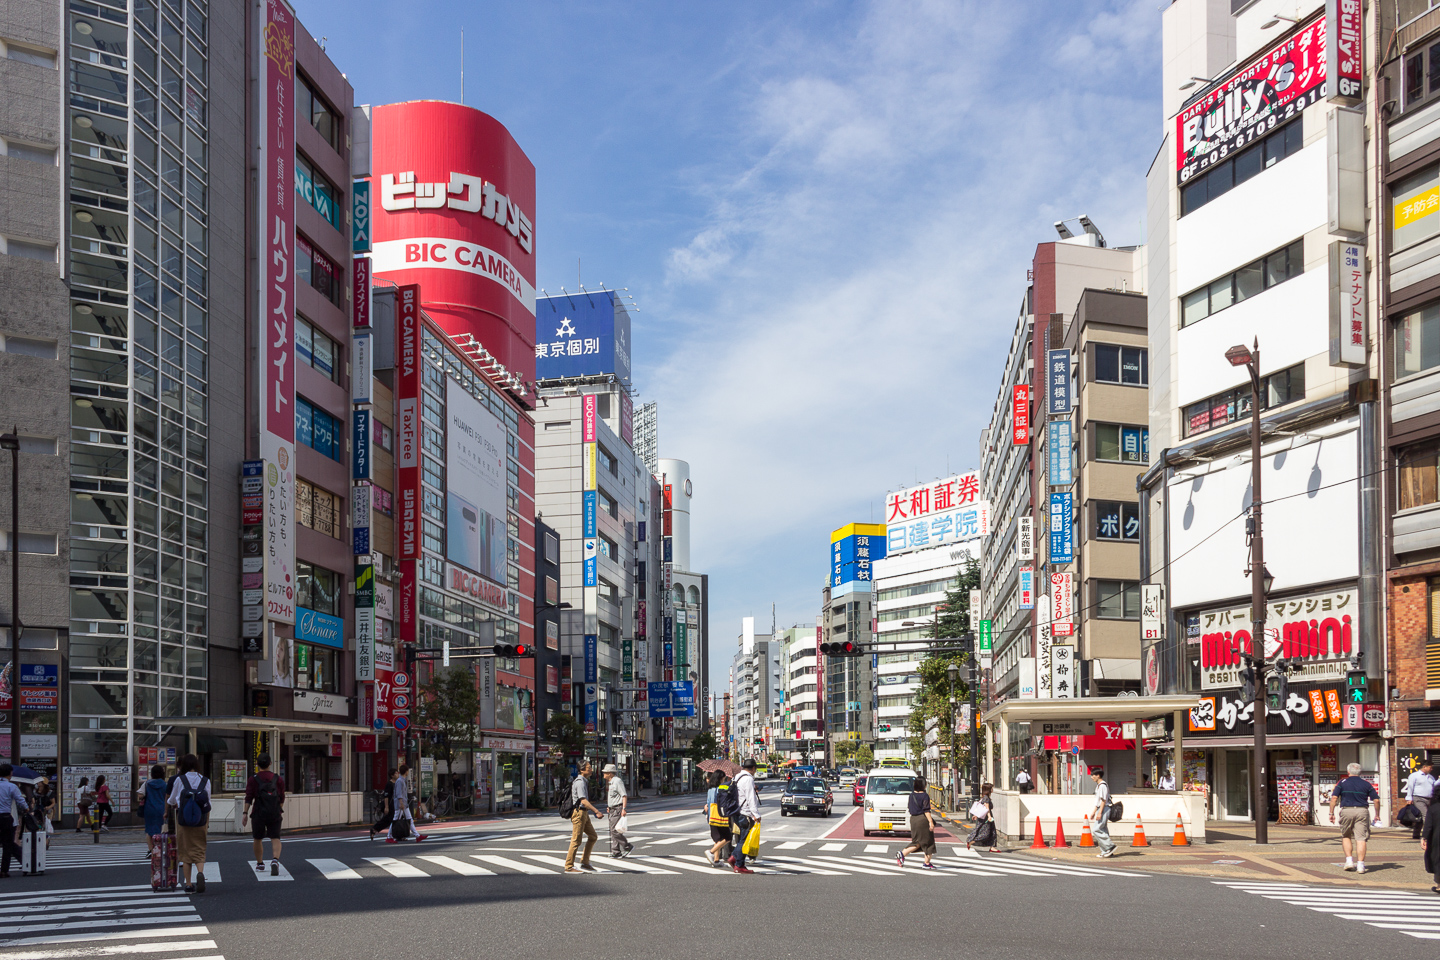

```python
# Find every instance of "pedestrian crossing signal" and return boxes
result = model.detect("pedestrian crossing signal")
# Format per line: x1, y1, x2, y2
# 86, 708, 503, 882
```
1346, 670, 1367, 704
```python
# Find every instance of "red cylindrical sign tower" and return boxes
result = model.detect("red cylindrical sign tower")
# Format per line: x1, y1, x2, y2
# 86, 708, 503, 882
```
368, 101, 537, 383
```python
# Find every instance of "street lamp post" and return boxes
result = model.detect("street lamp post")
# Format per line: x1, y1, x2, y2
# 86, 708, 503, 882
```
1225, 340, 1272, 844
946, 662, 958, 811
1, 430, 19, 765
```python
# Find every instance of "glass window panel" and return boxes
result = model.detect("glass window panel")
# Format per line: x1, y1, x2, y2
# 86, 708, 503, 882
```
1234, 262, 1263, 302
1096, 424, 1120, 462
1208, 276, 1234, 313
1400, 444, 1440, 511
1234, 142, 1263, 185
312, 329, 335, 379
1094, 344, 1119, 383
295, 317, 313, 366
1182, 287, 1209, 326
1120, 347, 1145, 385
1396, 304, 1440, 378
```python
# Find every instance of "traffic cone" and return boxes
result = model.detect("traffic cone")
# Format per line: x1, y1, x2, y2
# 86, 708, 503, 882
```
1171, 813, 1189, 846
1132, 814, 1149, 847
1030, 816, 1047, 849
1078, 815, 1095, 847
1054, 816, 1068, 847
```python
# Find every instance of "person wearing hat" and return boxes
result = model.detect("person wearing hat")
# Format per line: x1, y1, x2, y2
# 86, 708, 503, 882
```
603, 764, 633, 859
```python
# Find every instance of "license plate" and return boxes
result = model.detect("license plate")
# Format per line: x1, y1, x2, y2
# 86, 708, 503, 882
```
798, 805, 809, 810
879, 821, 893, 830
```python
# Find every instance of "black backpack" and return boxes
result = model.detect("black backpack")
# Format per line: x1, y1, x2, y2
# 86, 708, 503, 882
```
1108, 800, 1124, 823
558, 776, 582, 818
717, 779, 740, 819
177, 775, 210, 828
252, 774, 281, 822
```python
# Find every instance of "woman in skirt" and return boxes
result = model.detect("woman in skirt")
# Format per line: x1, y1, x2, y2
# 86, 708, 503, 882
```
896, 775, 937, 869
969, 782, 1000, 852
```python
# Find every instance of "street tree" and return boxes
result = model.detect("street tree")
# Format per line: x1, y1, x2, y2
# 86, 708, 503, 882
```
907, 557, 980, 772
419, 666, 480, 792
688, 730, 718, 762
766, 751, 785, 769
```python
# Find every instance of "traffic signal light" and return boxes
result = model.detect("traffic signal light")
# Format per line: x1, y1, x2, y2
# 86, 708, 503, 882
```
1346, 667, 1368, 704
1265, 666, 1289, 711
819, 641, 860, 656
1239, 662, 1256, 702
403, 643, 416, 669
494, 643, 531, 658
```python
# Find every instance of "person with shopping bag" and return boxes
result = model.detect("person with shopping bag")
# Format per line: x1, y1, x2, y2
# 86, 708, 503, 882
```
967, 783, 1000, 853
704, 771, 734, 867
731, 758, 761, 874
602, 764, 633, 859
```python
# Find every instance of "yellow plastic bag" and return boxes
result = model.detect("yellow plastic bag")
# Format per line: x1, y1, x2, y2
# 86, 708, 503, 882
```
741, 822, 761, 857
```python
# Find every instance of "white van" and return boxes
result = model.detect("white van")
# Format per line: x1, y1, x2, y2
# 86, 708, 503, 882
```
861, 767, 918, 836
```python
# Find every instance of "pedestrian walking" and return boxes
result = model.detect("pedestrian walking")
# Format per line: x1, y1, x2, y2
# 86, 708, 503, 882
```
33, 780, 54, 849
1159, 770, 1176, 791
967, 782, 1000, 852
370, 769, 397, 841
1015, 769, 1032, 795
165, 754, 210, 894
1404, 761, 1436, 841
704, 771, 733, 867
1329, 762, 1380, 874
73, 777, 93, 832
563, 759, 600, 873
0, 765, 29, 879
93, 775, 112, 832
1089, 769, 1117, 858
897, 775, 937, 869
386, 764, 427, 843
731, 758, 761, 874
1422, 796, 1440, 893
602, 764, 632, 859
242, 753, 286, 876
138, 764, 168, 855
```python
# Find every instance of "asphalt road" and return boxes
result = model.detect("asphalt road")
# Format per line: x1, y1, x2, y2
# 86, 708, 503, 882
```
0, 783, 1422, 960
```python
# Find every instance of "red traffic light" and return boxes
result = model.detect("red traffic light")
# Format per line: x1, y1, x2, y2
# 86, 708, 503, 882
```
495, 643, 533, 658
515, 643, 528, 657
819, 641, 861, 656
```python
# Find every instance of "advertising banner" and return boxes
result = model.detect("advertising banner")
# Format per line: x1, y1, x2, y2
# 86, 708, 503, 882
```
1329, 240, 1367, 367
295, 607, 344, 649
355, 608, 375, 682
583, 442, 596, 492
1047, 349, 1071, 415
396, 284, 421, 560
1051, 644, 1075, 698
585, 685, 597, 733
676, 622, 687, 669
584, 537, 597, 586
1142, 583, 1165, 641
258, 0, 296, 627
583, 490, 597, 538
352, 480, 371, 556
444, 378, 507, 583
353, 255, 372, 328
1051, 572, 1074, 637
352, 408, 371, 481
1019, 566, 1034, 609
884, 473, 988, 555
978, 620, 993, 668
582, 392, 597, 442
1017, 516, 1034, 562
396, 558, 417, 644
1049, 492, 1074, 563
622, 638, 633, 682
352, 332, 373, 402
1197, 586, 1357, 690
1326, 0, 1363, 103
584, 635, 597, 684
1048, 421, 1073, 486
1012, 385, 1030, 444
352, 179, 372, 253
535, 292, 633, 383
620, 391, 633, 447
1175, 16, 1327, 184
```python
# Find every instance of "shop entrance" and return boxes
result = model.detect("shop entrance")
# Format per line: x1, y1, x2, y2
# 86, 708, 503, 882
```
1223, 750, 1250, 820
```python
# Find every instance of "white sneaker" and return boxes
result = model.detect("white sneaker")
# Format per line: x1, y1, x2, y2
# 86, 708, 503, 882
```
1343, 861, 1356, 871
1356, 863, 1367, 874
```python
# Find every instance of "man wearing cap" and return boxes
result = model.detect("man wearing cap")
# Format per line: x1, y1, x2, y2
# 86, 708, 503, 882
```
603, 764, 633, 859
731, 758, 761, 874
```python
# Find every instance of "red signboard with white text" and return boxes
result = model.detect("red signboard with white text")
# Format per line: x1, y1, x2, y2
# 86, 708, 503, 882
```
368, 102, 537, 382
396, 284, 421, 560
1012, 385, 1030, 445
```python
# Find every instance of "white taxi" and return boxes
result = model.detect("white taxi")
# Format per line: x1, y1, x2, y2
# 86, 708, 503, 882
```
861, 767, 918, 836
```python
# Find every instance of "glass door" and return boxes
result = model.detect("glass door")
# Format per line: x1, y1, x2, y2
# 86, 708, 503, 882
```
1224, 751, 1250, 820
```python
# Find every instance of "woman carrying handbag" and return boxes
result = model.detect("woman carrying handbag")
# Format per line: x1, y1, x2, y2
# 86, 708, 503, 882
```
967, 782, 999, 852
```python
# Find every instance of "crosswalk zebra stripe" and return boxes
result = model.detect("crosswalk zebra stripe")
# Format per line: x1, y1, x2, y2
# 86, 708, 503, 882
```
0, 915, 204, 939
364, 857, 428, 878
776, 842, 805, 850
307, 858, 363, 880
471, 855, 552, 875
5, 937, 221, 957
525, 855, 618, 873
0, 924, 212, 949
645, 837, 684, 845
417, 855, 493, 876
818, 843, 846, 852
0, 899, 187, 916
588, 856, 678, 875
864, 845, 889, 853
1214, 880, 1440, 941
649, 856, 726, 874
754, 857, 850, 876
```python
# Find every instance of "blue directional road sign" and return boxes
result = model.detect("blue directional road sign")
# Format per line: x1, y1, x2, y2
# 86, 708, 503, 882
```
647, 681, 696, 718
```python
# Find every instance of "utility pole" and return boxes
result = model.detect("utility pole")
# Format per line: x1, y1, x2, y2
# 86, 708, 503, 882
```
2, 430, 20, 765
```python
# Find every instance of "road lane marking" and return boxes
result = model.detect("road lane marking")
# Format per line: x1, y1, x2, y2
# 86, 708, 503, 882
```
307, 859, 363, 880
364, 857, 429, 878
471, 855, 553, 875
418, 855, 493, 876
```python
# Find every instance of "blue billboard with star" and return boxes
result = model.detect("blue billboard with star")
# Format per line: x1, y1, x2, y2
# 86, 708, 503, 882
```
535, 290, 632, 383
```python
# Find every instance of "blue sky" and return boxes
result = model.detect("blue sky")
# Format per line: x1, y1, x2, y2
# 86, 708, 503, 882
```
295, 0, 1163, 686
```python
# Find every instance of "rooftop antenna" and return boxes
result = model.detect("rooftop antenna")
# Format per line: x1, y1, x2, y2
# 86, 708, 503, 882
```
459, 29, 464, 103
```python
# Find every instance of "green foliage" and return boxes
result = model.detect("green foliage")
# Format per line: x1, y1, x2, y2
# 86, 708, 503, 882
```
544, 712, 586, 765
419, 666, 480, 779
907, 558, 981, 767
688, 731, 719, 762
853, 744, 874, 769
765, 751, 785, 768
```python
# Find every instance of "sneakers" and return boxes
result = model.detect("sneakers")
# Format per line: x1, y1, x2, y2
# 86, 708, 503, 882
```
1357, 862, 1367, 874
921, 863, 937, 870
255, 861, 265, 872
1343, 860, 1356, 871
415, 835, 428, 843
564, 867, 583, 874
733, 866, 754, 874
579, 863, 596, 872
270, 860, 279, 876
896, 852, 906, 867
384, 837, 398, 844
1097, 849, 1115, 858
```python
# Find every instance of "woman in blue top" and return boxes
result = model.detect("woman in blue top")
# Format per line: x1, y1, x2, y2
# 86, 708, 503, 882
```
138, 764, 168, 854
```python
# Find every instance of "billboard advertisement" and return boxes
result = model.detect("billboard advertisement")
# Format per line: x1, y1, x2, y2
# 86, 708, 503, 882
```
444, 378, 507, 584
1046, 349, 1071, 415
1048, 421, 1073, 486
830, 523, 887, 588
535, 291, 633, 383
1049, 492, 1074, 563
257, 0, 296, 625
396, 284, 421, 561
884, 473, 988, 555
1175, 16, 1327, 184
369, 101, 537, 381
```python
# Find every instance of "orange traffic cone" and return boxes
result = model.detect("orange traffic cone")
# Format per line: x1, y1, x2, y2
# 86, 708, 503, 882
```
1054, 816, 1067, 847
1030, 816, 1048, 849
1171, 813, 1190, 846
1132, 813, 1150, 847
1078, 815, 1095, 847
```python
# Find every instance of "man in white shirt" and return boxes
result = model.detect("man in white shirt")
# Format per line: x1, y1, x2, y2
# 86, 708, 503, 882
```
1159, 771, 1176, 791
603, 764, 633, 859
1088, 769, 1116, 858
1015, 769, 1032, 794
731, 758, 762, 874
1404, 760, 1436, 840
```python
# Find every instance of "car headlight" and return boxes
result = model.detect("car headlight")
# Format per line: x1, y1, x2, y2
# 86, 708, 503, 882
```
865, 801, 874, 812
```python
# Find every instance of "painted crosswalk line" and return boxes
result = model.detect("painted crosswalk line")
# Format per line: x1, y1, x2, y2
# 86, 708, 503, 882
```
0, 885, 219, 958
417, 855, 493, 876
364, 857, 428, 878
525, 855, 619, 873
864, 844, 889, 853
818, 843, 846, 852
470, 854, 555, 875
589, 856, 679, 875
254, 861, 293, 882
1215, 881, 1440, 940
776, 841, 806, 850
307, 858, 363, 880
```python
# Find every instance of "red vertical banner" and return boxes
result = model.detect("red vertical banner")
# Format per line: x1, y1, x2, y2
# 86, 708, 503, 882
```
259, 0, 296, 625
581, 392, 597, 443
1012, 384, 1030, 445
396, 284, 421, 560
1328, 0, 1362, 103
396, 558, 417, 645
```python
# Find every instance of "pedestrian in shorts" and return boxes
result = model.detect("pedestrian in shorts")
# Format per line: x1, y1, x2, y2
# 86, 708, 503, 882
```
242, 753, 286, 875
1329, 762, 1380, 874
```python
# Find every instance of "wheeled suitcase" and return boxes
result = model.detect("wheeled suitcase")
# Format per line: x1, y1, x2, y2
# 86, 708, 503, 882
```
150, 831, 177, 892
20, 829, 44, 875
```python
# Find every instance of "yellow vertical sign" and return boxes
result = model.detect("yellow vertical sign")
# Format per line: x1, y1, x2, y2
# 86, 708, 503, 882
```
584, 442, 597, 491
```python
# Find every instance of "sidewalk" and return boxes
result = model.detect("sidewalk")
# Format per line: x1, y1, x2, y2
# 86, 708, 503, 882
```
1005, 819, 1439, 890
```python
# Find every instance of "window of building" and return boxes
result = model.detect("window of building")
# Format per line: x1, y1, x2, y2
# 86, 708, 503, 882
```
371, 484, 393, 517
295, 642, 337, 693
295, 478, 341, 538
1094, 501, 1141, 541
1396, 302, 1440, 379
1182, 363, 1306, 437
598, 445, 617, 476
296, 73, 340, 150
598, 534, 617, 559
599, 489, 618, 518
544, 533, 559, 564
1094, 423, 1149, 463
1396, 165, 1440, 254
597, 577, 618, 604
1181, 240, 1304, 327
374, 419, 393, 452
1181, 119, 1303, 216
1093, 344, 1147, 385
1400, 442, 1440, 511
876, 577, 954, 601
295, 152, 342, 232
599, 622, 618, 645
295, 315, 340, 382
296, 396, 341, 460
296, 560, 340, 615
1096, 580, 1141, 620
296, 234, 342, 308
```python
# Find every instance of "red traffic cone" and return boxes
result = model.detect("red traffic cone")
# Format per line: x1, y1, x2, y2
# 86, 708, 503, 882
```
1132, 814, 1149, 847
1054, 816, 1068, 847
1171, 813, 1189, 846
1078, 815, 1095, 847
1030, 815, 1047, 849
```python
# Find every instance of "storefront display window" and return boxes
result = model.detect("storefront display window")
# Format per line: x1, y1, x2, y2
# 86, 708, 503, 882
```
295, 642, 337, 693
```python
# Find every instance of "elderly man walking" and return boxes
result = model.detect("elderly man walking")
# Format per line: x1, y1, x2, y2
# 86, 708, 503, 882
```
1329, 762, 1380, 874
603, 764, 633, 859
1404, 760, 1436, 841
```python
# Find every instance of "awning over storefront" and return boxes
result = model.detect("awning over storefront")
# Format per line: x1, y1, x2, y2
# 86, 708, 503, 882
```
981, 695, 1199, 725
157, 715, 373, 737
1180, 732, 1375, 749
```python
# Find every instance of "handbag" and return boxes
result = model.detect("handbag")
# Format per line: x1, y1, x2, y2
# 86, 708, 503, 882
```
969, 800, 989, 819
1399, 802, 1422, 827
1108, 801, 1124, 822
741, 822, 761, 857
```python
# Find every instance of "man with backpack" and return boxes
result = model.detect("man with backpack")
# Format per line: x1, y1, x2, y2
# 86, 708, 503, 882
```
242, 753, 286, 875
1088, 768, 1117, 859
166, 754, 210, 894
730, 758, 761, 874
562, 759, 600, 873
